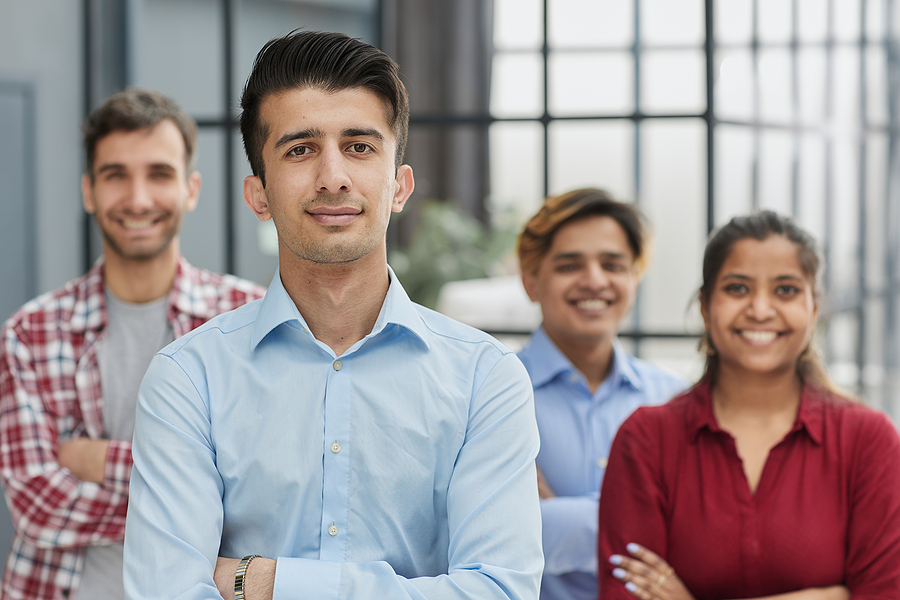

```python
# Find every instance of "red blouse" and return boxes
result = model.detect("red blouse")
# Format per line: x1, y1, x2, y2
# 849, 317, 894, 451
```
597, 379, 900, 599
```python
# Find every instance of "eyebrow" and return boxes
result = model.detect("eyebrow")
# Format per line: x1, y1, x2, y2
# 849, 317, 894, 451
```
720, 273, 805, 282
95, 162, 177, 175
551, 251, 629, 262
273, 127, 386, 151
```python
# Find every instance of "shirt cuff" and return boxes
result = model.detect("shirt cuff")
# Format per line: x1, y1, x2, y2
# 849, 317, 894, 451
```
103, 438, 133, 495
273, 557, 341, 600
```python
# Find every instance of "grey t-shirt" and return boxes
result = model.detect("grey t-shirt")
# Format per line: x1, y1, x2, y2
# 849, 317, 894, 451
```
76, 289, 174, 600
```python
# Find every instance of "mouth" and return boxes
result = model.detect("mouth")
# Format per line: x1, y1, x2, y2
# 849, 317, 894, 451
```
573, 298, 611, 311
738, 329, 781, 343
307, 205, 362, 227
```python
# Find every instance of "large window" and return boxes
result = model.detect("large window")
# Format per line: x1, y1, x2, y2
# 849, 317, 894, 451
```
489, 0, 900, 416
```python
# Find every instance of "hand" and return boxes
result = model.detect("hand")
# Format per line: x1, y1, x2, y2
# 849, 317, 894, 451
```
536, 465, 555, 499
609, 543, 695, 600
58, 438, 110, 485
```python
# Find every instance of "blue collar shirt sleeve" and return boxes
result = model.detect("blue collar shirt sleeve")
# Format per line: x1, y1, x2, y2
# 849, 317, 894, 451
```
124, 268, 544, 600
518, 327, 687, 600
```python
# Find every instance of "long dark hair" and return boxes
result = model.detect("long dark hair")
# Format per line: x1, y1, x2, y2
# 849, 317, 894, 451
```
698, 210, 838, 392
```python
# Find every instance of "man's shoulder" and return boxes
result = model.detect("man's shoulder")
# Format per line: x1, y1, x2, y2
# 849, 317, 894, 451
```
177, 261, 267, 307
162, 299, 262, 357
411, 303, 515, 357
3, 271, 96, 338
621, 351, 690, 395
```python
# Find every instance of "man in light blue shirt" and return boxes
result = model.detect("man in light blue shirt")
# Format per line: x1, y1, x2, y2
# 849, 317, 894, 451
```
123, 30, 543, 600
516, 189, 687, 600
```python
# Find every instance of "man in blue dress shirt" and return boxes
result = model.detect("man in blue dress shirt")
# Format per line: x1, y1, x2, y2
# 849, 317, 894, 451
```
516, 189, 687, 600
123, 30, 543, 600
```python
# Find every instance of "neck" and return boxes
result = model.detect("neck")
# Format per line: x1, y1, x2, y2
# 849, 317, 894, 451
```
280, 250, 390, 357
712, 364, 802, 417
547, 329, 615, 393
102, 243, 179, 304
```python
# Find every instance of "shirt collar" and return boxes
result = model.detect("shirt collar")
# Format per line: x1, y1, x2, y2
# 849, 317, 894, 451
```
250, 265, 430, 352
520, 327, 642, 391
685, 377, 824, 445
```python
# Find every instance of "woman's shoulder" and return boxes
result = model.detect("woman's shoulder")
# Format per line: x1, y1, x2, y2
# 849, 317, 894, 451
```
620, 384, 707, 438
806, 386, 900, 447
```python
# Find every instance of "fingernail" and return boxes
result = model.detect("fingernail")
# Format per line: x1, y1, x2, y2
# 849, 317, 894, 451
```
625, 582, 637, 592
609, 554, 623, 565
612, 568, 626, 579
626, 542, 640, 554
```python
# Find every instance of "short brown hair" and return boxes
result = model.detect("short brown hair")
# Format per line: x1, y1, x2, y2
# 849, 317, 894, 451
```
82, 87, 197, 179
240, 29, 410, 187
517, 188, 651, 277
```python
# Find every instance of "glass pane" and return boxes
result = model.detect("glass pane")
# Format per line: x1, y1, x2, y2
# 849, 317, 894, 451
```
491, 52, 543, 117
797, 134, 826, 239
137, 0, 223, 118
181, 129, 226, 274
834, 0, 862, 43
637, 338, 705, 386
866, 45, 888, 125
758, 129, 795, 215
866, 0, 885, 41
715, 49, 754, 121
641, 50, 705, 114
715, 125, 755, 223
489, 122, 545, 225
863, 297, 887, 408
759, 49, 793, 123
864, 133, 888, 288
830, 138, 860, 292
758, 0, 793, 44
827, 312, 859, 389
547, 120, 635, 201
549, 0, 634, 48
549, 52, 634, 115
495, 0, 543, 50
798, 0, 828, 42
798, 49, 827, 124
641, 0, 704, 46
716, 0, 753, 45
832, 47, 861, 127
639, 119, 706, 331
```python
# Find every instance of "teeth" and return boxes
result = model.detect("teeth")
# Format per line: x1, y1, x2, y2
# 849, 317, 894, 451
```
122, 219, 154, 230
741, 330, 777, 343
577, 299, 610, 310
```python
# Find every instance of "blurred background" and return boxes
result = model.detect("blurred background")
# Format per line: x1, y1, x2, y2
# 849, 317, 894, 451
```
1, 0, 898, 559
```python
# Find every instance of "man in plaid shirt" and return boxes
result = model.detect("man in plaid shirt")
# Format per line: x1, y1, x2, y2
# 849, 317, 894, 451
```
0, 88, 266, 600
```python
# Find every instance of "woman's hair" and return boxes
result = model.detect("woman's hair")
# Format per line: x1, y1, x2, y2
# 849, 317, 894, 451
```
517, 188, 651, 277
698, 210, 838, 392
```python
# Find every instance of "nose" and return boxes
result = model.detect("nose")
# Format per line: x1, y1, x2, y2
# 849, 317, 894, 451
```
582, 261, 610, 289
748, 290, 776, 320
127, 177, 155, 212
315, 146, 352, 194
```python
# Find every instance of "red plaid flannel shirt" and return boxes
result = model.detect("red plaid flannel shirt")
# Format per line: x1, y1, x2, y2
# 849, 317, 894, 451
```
0, 257, 265, 600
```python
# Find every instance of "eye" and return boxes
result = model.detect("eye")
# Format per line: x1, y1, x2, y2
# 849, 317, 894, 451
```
287, 145, 311, 157
723, 283, 748, 294
554, 263, 581, 273
775, 284, 801, 296
349, 142, 372, 154
603, 262, 627, 273
149, 170, 174, 180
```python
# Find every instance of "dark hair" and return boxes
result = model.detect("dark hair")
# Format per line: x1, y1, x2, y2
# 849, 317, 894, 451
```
517, 188, 651, 277
240, 29, 410, 186
698, 210, 836, 391
82, 87, 197, 179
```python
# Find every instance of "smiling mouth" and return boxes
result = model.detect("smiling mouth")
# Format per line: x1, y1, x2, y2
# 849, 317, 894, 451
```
121, 218, 159, 230
739, 330, 780, 343
575, 299, 610, 311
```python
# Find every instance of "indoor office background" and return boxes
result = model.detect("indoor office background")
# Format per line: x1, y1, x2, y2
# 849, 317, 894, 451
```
0, 0, 898, 562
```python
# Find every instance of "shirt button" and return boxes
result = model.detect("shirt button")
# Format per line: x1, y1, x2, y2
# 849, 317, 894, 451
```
333, 360, 342, 371
569, 374, 578, 383
597, 457, 608, 468
331, 442, 341, 453
328, 525, 339, 536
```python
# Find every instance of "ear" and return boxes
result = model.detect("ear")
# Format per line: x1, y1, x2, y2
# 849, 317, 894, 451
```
699, 293, 710, 330
81, 174, 95, 214
521, 269, 539, 303
391, 165, 415, 213
184, 171, 201, 213
243, 175, 272, 222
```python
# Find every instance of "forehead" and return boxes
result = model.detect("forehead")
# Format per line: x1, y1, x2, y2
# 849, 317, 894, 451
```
719, 236, 806, 278
259, 86, 395, 146
93, 120, 187, 171
547, 215, 634, 259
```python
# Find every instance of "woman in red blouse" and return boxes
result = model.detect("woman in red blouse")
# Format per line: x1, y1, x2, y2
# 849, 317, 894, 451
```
597, 211, 900, 600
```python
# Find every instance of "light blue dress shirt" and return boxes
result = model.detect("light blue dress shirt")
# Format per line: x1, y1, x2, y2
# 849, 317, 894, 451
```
517, 327, 687, 600
124, 270, 543, 600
